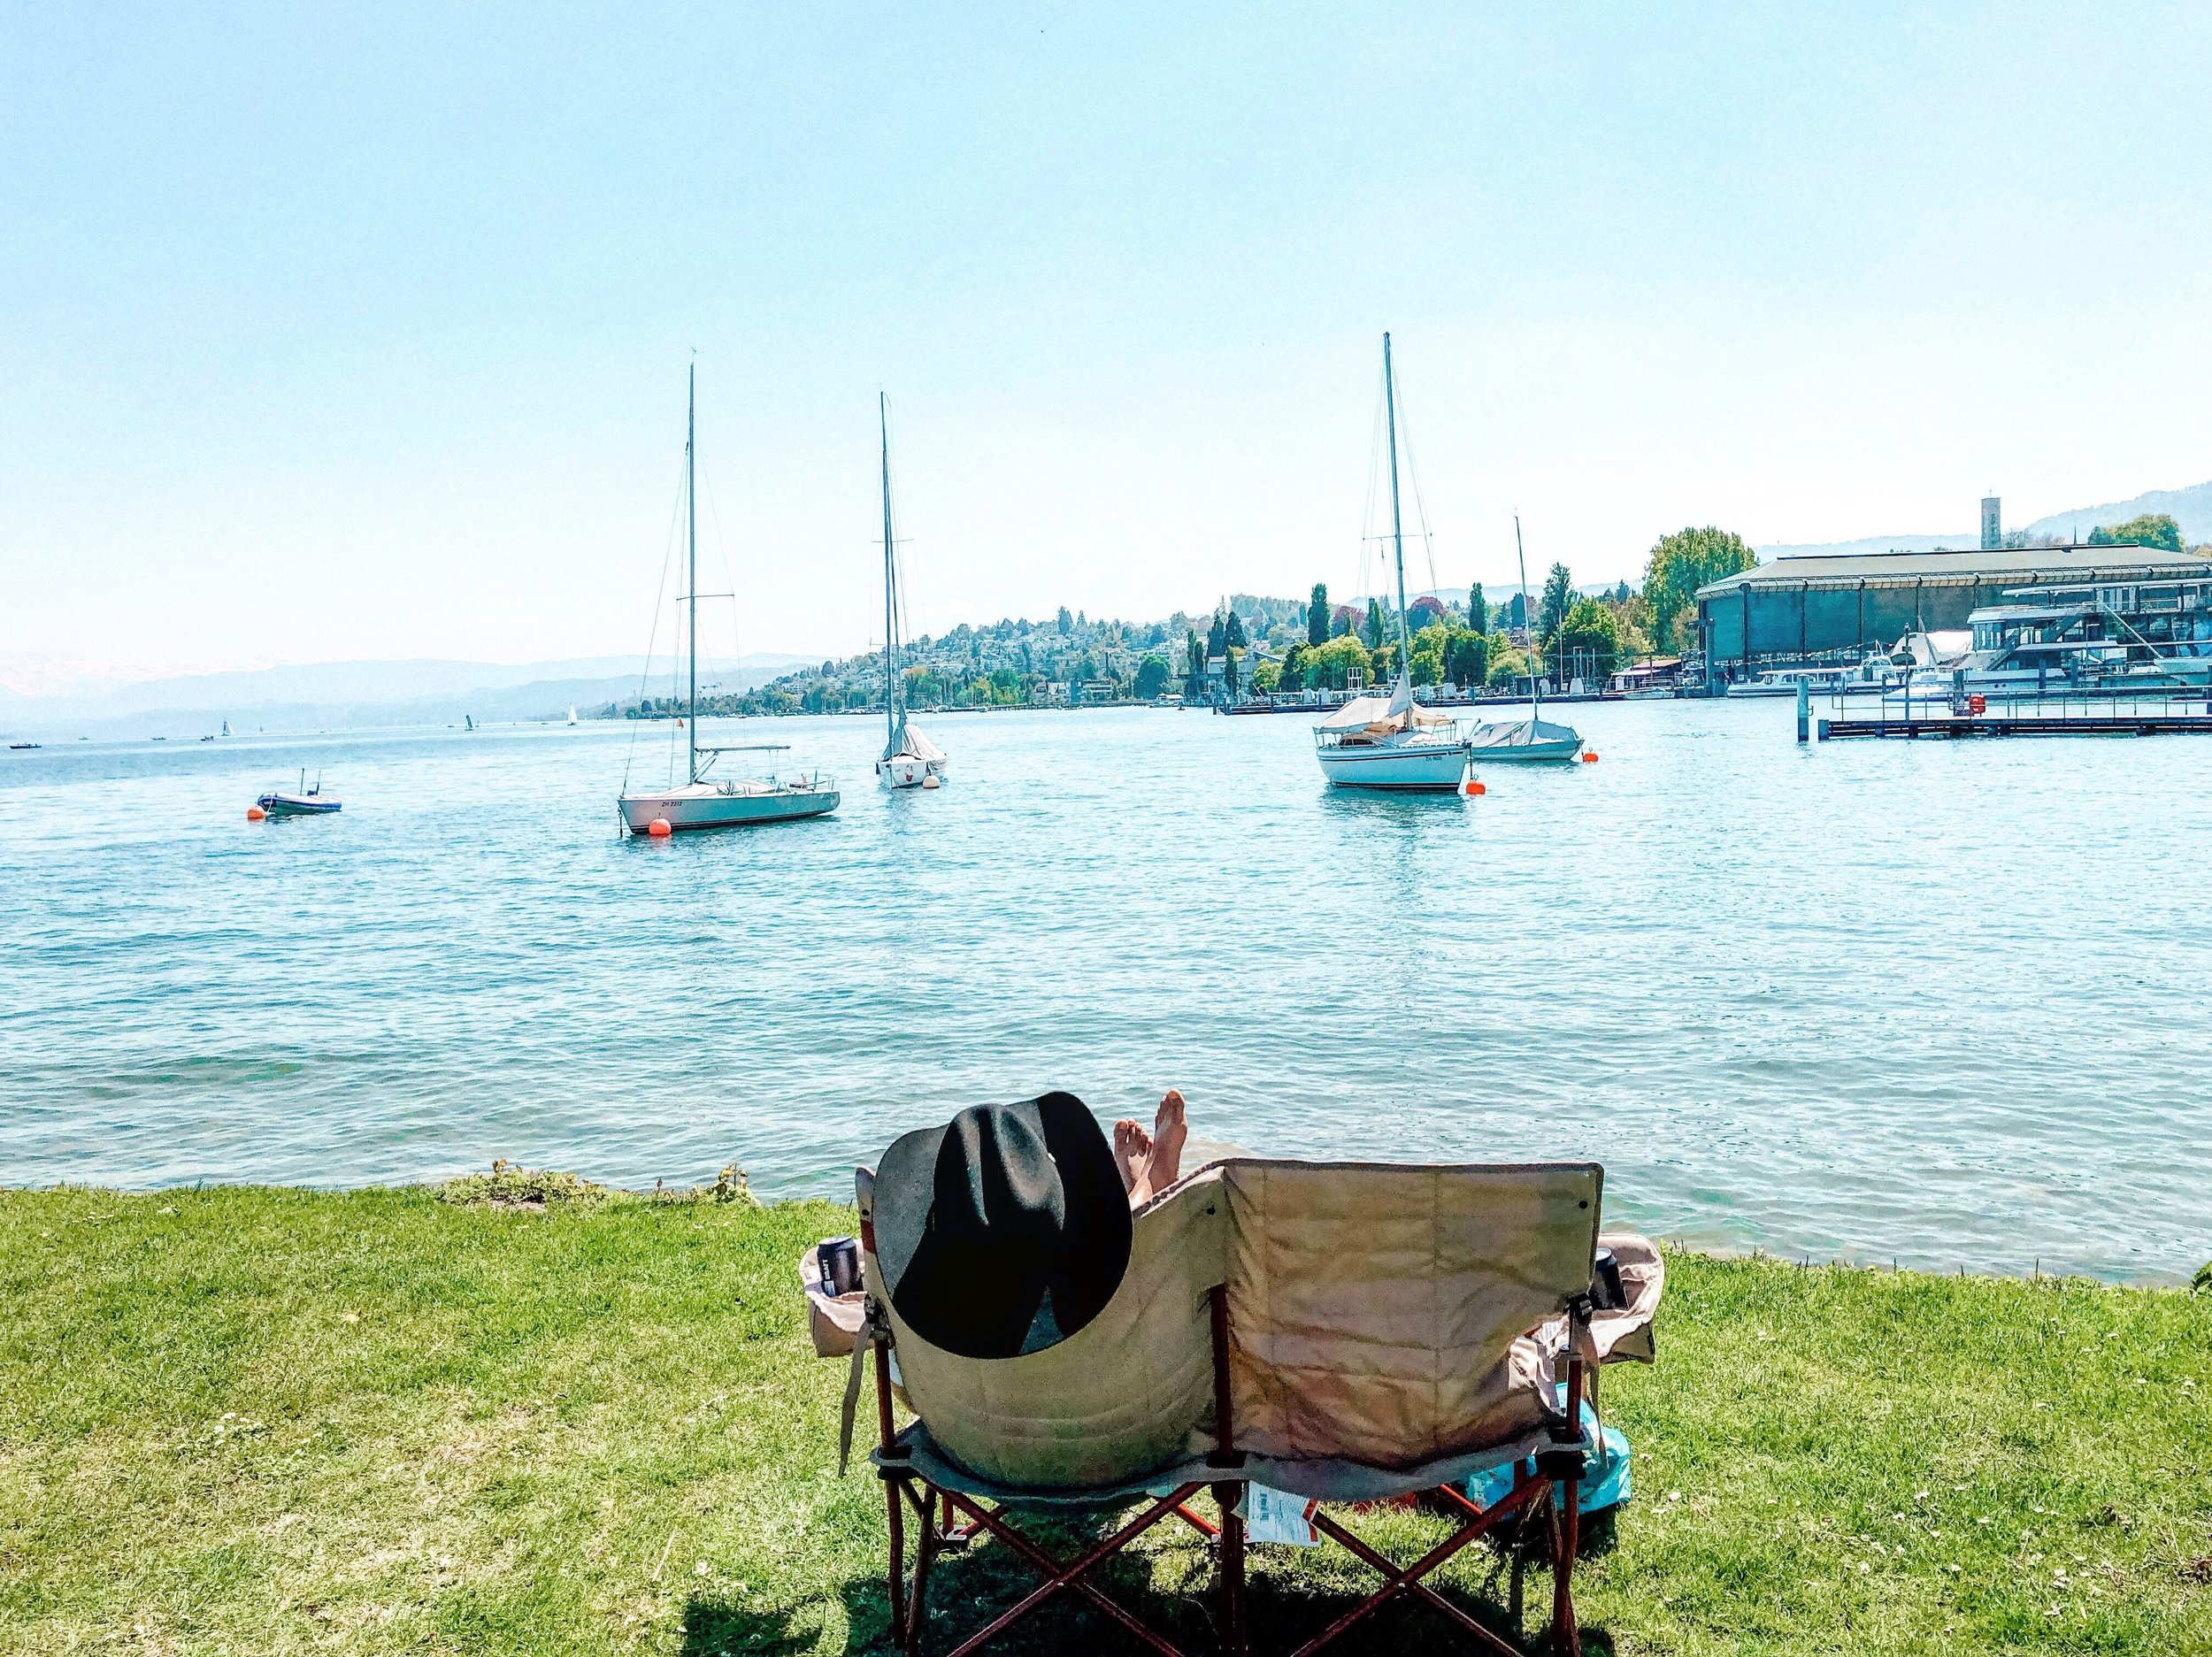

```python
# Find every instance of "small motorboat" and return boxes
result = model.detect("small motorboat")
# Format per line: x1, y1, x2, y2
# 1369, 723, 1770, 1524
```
256, 771, 342, 817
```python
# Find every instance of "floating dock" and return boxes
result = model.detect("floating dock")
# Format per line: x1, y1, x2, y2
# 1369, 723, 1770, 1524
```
1817, 703, 2212, 740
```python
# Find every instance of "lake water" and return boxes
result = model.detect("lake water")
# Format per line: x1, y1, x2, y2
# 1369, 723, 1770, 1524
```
4, 702, 2208, 1282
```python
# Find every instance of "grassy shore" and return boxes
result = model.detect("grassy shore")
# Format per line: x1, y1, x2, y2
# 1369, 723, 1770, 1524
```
3, 1184, 2208, 1656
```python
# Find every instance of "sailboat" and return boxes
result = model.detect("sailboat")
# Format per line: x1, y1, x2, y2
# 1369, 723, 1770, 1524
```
617, 367, 840, 834
1467, 517, 1584, 763
872, 394, 948, 791
1312, 334, 1475, 792
566, 706, 579, 725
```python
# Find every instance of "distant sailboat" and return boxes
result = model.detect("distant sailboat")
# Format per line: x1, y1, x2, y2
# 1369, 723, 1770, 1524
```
1312, 334, 1474, 791
566, 706, 579, 725
873, 394, 948, 791
616, 365, 839, 833
1467, 517, 1584, 763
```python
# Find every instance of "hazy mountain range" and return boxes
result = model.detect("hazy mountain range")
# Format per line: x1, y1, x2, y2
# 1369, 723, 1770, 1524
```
0, 654, 815, 741
1763, 480, 2212, 560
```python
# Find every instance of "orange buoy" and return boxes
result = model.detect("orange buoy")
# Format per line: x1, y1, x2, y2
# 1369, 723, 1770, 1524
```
648, 817, 672, 838
1582, 751, 1600, 763
1464, 779, 1486, 795
246, 805, 266, 821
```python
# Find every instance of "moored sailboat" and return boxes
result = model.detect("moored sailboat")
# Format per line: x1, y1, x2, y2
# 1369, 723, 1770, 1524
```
1466, 517, 1584, 763
1312, 334, 1473, 792
873, 394, 948, 791
616, 367, 839, 834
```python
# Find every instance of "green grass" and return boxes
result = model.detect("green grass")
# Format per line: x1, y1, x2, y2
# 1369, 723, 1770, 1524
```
3, 1185, 2208, 1655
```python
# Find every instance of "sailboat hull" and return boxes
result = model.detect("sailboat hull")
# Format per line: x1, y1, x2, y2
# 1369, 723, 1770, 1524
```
876, 756, 948, 790
1314, 739, 1471, 791
619, 783, 839, 833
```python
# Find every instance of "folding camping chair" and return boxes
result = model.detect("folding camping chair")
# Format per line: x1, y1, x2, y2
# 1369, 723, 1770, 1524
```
843, 1154, 1661, 1657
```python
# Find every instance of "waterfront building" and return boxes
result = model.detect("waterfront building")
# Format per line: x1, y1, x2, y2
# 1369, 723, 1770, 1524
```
1694, 542, 2211, 689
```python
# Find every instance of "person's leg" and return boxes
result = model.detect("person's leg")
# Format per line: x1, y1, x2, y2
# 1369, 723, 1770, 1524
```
1128, 1090, 1189, 1206
1113, 1118, 1152, 1195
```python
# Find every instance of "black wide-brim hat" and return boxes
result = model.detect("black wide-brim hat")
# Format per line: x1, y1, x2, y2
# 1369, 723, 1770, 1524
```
872, 1093, 1133, 1361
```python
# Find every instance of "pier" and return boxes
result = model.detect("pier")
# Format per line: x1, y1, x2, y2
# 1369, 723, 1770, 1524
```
1816, 690, 2212, 740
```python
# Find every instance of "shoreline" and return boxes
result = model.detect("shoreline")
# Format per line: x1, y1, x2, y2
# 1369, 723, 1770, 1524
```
7, 1172, 2203, 1291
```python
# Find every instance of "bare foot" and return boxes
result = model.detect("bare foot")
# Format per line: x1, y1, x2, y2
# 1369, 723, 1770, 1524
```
1113, 1118, 1151, 1195
1135, 1089, 1187, 1204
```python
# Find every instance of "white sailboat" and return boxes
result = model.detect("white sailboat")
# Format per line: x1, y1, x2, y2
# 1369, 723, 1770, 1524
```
873, 394, 948, 791
1467, 516, 1584, 763
1313, 334, 1474, 792
617, 367, 840, 834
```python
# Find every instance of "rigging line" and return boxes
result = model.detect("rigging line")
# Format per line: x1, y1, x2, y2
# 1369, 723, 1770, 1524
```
1390, 366, 1443, 604
622, 446, 692, 794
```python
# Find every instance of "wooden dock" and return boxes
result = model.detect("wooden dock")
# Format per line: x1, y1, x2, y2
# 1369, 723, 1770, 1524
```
1819, 708, 2212, 740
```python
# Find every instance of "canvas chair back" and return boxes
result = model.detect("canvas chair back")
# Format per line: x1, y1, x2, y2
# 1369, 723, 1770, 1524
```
861, 1157, 1601, 1492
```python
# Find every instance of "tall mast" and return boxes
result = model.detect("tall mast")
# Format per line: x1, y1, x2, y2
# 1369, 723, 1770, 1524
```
1515, 514, 1540, 723
880, 393, 898, 751
687, 362, 698, 784
1383, 333, 1411, 693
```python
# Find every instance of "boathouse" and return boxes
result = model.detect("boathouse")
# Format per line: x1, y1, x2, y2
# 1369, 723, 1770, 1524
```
1694, 542, 2211, 687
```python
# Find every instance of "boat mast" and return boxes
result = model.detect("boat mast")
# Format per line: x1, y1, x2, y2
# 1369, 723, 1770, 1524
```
1383, 334, 1411, 695
687, 362, 699, 785
1515, 514, 1540, 723
880, 393, 899, 751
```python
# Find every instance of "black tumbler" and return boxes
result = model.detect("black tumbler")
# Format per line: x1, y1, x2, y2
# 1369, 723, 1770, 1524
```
818, 1235, 861, 1297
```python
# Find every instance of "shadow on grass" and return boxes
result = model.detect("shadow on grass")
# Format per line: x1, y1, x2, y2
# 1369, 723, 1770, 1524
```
681, 1506, 1617, 1655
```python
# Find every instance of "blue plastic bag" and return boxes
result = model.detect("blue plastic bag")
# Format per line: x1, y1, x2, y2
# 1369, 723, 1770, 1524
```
1461, 1393, 1630, 1516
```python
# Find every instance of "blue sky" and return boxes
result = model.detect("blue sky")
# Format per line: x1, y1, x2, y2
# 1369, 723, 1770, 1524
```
4, 4, 2207, 682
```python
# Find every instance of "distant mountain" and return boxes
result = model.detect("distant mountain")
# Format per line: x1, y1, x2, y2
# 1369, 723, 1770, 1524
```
0, 653, 816, 740
1763, 479, 2212, 561
2020, 481, 2212, 547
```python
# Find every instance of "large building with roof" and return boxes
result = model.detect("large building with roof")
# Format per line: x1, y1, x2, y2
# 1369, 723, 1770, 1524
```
1694, 542, 2212, 687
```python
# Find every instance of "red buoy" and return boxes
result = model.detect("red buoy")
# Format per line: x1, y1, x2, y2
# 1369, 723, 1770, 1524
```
246, 805, 266, 821
1464, 779, 1486, 795
1582, 751, 1600, 763
648, 817, 672, 839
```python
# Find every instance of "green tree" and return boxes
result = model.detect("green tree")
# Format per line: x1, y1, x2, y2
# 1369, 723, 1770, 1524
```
1486, 640, 1529, 687
1363, 599, 1385, 648
1133, 655, 1171, 700
1644, 526, 1755, 652
1465, 582, 1487, 634
1225, 610, 1248, 649
2088, 513, 2184, 553
1539, 564, 1574, 645
1303, 633, 1371, 689
1407, 623, 1450, 686
1447, 631, 1488, 689
1279, 641, 1308, 690
1184, 628, 1205, 698
1308, 582, 1330, 647
1555, 596, 1623, 682
1206, 610, 1227, 658
1056, 605, 1073, 636
1224, 646, 1242, 700
1249, 657, 1281, 694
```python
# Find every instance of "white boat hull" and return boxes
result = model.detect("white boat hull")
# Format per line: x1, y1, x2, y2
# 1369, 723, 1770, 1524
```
619, 781, 839, 833
876, 756, 948, 790
1314, 738, 1471, 791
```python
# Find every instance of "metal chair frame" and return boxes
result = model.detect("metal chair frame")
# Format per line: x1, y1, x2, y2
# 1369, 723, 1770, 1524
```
866, 1224, 1591, 1657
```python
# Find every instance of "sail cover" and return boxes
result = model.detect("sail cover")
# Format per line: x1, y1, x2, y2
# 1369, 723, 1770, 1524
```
1467, 717, 1579, 751
1318, 674, 1455, 735
885, 717, 946, 763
